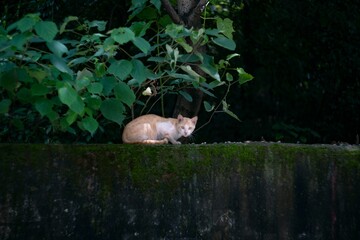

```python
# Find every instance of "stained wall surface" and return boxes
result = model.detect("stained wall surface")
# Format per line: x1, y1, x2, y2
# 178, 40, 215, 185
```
0, 143, 359, 239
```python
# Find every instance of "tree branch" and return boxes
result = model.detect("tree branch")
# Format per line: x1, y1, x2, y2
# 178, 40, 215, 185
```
161, 0, 184, 25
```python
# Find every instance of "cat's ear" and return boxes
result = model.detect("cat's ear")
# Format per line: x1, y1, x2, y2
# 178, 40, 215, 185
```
177, 114, 184, 122
191, 116, 198, 124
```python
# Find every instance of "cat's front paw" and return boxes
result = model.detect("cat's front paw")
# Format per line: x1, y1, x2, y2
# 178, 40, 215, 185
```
173, 141, 181, 144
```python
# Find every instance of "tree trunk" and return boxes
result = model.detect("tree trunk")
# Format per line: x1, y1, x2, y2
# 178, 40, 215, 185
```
161, 0, 207, 118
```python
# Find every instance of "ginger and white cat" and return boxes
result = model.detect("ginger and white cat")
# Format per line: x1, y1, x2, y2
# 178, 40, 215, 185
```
122, 114, 198, 144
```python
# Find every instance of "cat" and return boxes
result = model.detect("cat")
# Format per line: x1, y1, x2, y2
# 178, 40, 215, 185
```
122, 114, 198, 144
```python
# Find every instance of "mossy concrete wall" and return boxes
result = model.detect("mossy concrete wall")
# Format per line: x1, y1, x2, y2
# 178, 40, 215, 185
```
0, 143, 359, 239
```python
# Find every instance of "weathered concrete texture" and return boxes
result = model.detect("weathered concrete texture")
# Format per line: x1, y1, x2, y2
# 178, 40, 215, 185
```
0, 143, 359, 240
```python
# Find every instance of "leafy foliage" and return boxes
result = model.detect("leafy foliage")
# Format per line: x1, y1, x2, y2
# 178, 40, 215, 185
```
0, 2, 252, 143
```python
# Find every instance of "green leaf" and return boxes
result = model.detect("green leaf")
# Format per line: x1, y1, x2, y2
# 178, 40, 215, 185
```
86, 96, 102, 110
28, 69, 46, 82
129, 0, 147, 12
34, 99, 53, 117
237, 68, 254, 85
108, 60, 133, 80
212, 36, 236, 50
35, 21, 58, 42
49, 54, 73, 74
0, 99, 11, 114
86, 20, 107, 31
130, 21, 152, 37
226, 73, 233, 81
114, 82, 136, 107
69, 57, 88, 66
11, 32, 33, 51
65, 110, 78, 125
111, 27, 135, 44
75, 68, 93, 90
132, 37, 151, 54
180, 65, 201, 80
100, 99, 125, 125
95, 62, 106, 77
199, 54, 220, 81
58, 83, 85, 114
87, 83, 103, 94
26, 50, 42, 62
179, 90, 193, 102
60, 16, 78, 34
46, 110, 59, 122
82, 116, 99, 135
137, 7, 158, 20
203, 101, 215, 112
130, 59, 149, 84
100, 77, 117, 96
17, 17, 37, 32
17, 88, 32, 103
226, 53, 240, 61
216, 17, 234, 39
0, 70, 18, 91
176, 38, 193, 53
222, 100, 240, 121
46, 40, 68, 57
150, 0, 161, 10
31, 83, 50, 96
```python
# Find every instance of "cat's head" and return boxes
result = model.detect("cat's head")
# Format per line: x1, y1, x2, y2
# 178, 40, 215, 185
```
176, 114, 198, 137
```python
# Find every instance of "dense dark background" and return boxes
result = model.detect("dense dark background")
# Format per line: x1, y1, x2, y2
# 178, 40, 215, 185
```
2, 0, 359, 144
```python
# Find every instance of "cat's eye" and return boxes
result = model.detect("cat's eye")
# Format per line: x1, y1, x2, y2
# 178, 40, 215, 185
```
181, 126, 185, 129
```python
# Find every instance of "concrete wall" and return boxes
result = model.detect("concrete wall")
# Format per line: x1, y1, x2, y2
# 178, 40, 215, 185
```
0, 143, 359, 239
